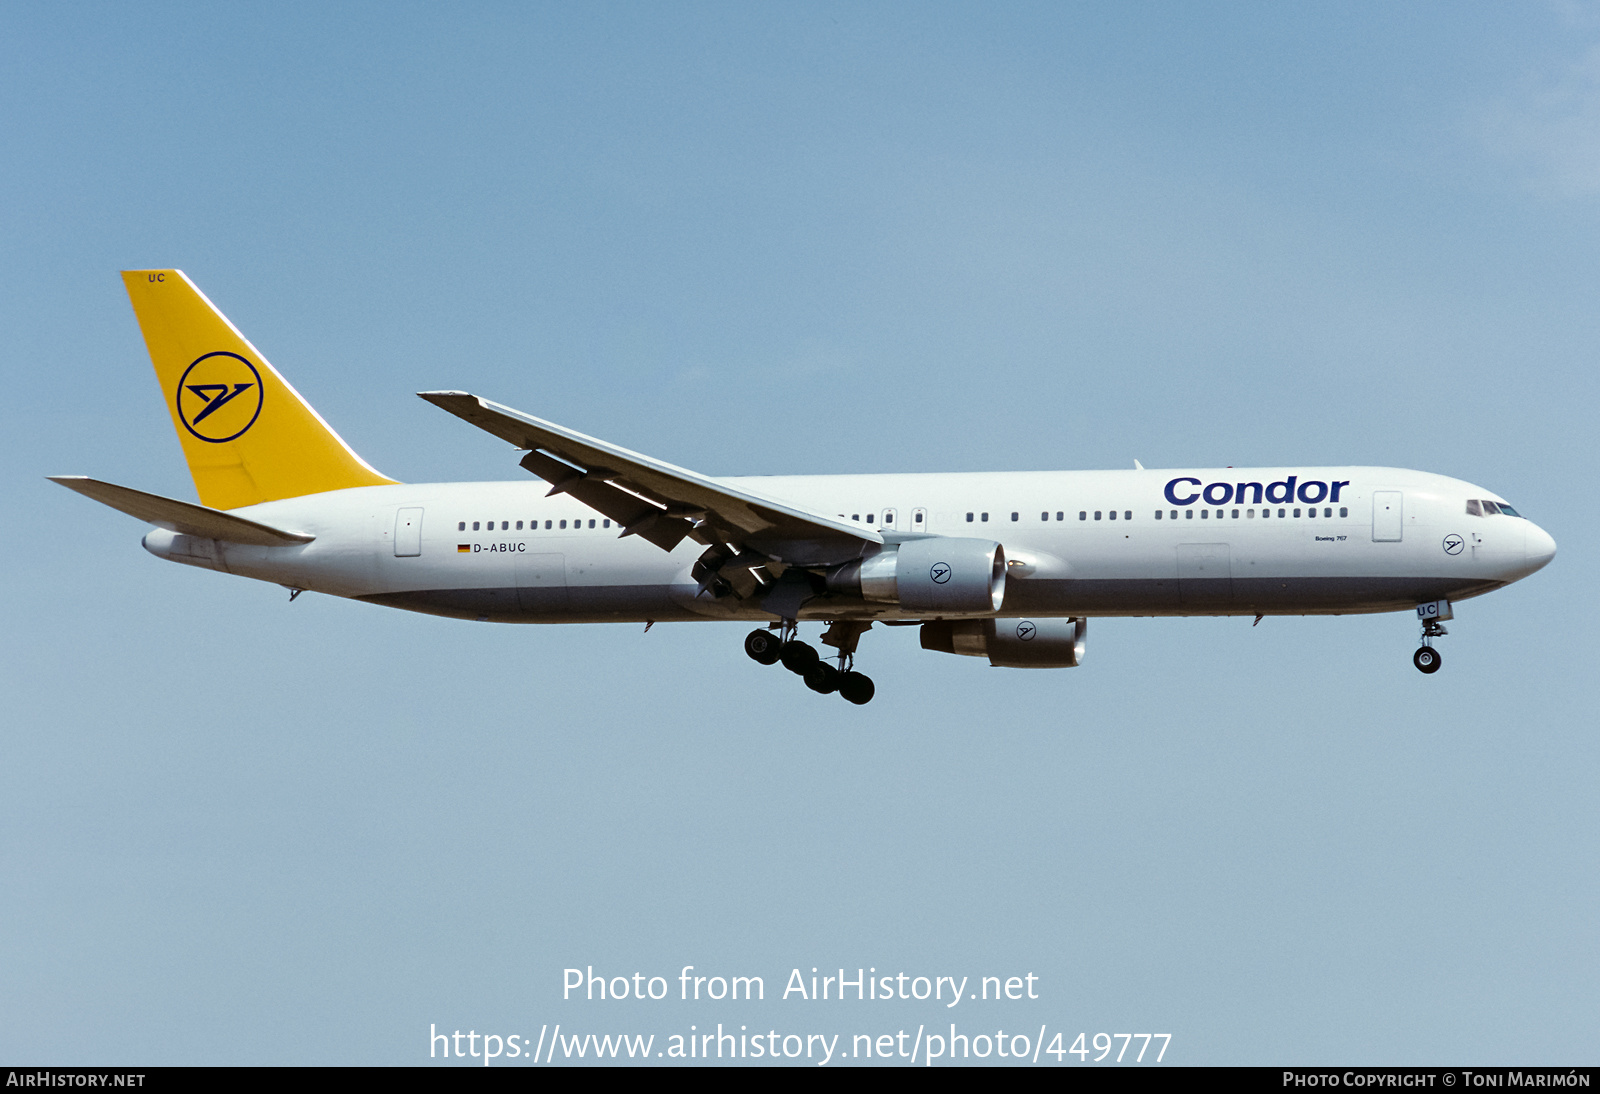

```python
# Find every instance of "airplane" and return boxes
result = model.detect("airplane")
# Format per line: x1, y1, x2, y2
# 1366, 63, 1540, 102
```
52, 270, 1557, 704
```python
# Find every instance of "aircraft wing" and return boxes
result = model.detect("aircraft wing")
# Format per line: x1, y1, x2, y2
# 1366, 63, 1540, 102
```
48, 476, 315, 546
418, 391, 879, 565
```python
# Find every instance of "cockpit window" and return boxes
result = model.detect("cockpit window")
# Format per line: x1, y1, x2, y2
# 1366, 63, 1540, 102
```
1468, 499, 1523, 517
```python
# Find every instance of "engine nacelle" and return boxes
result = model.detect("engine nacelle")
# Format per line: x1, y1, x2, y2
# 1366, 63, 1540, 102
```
828, 538, 1006, 613
920, 617, 1087, 668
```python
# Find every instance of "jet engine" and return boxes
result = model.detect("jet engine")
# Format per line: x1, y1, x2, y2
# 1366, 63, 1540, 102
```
920, 617, 1087, 668
827, 538, 1006, 613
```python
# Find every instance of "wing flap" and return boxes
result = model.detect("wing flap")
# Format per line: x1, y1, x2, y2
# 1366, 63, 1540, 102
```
49, 476, 315, 546
517, 449, 697, 552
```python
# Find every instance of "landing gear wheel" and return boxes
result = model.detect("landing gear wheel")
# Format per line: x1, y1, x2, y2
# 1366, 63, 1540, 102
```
780, 641, 820, 674
838, 671, 875, 705
803, 662, 840, 694
1413, 646, 1442, 674
744, 629, 782, 665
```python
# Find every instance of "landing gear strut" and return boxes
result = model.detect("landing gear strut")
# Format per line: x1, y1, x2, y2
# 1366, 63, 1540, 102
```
743, 621, 876, 704
1413, 601, 1449, 675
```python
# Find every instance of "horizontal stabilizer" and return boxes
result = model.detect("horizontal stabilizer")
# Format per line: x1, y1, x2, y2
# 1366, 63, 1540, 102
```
48, 476, 315, 546
418, 391, 879, 565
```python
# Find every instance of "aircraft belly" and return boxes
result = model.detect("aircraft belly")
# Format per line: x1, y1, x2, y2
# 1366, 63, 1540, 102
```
1001, 575, 1506, 616
359, 582, 691, 623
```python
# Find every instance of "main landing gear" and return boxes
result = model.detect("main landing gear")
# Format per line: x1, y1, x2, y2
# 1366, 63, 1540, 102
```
744, 621, 876, 704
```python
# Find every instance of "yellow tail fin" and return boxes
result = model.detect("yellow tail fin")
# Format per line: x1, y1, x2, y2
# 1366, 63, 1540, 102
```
122, 270, 396, 509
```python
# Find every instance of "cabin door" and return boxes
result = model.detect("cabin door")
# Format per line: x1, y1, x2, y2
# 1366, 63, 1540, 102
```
1372, 492, 1403, 542
394, 508, 423, 557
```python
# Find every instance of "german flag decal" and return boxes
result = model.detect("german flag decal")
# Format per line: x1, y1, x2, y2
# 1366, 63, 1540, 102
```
457, 544, 470, 553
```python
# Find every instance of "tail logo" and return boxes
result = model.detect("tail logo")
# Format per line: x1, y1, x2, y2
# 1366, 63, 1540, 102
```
177, 352, 264, 443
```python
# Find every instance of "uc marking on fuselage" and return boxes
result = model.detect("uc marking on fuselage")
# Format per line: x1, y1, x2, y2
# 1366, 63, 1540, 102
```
1164, 475, 1352, 507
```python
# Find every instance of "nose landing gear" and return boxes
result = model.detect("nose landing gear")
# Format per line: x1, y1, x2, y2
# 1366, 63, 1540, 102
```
1413, 599, 1450, 674
743, 619, 876, 704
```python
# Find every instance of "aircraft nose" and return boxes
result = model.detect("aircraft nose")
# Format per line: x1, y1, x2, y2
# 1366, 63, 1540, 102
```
1525, 523, 1557, 572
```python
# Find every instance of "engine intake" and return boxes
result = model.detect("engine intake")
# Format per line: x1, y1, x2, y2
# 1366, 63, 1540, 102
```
827, 538, 1006, 613
920, 617, 1087, 668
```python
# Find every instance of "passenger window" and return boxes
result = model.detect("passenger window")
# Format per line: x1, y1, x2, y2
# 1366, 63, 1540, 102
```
1109, 510, 1117, 520
604, 519, 611, 528
915, 512, 924, 524
967, 512, 974, 522
472, 521, 480, 531
1200, 510, 1208, 519
1247, 509, 1254, 518
516, 521, 523, 530
1041, 511, 1049, 521
1095, 511, 1102, 521
1185, 509, 1193, 519
981, 512, 989, 522
865, 514, 874, 523
1079, 511, 1087, 521
1307, 508, 1316, 519
560, 520, 567, 529
1278, 508, 1285, 518
1323, 508, 1331, 517
545, 520, 552, 529
1155, 510, 1163, 520
589, 519, 595, 528
1232, 509, 1239, 519
502, 521, 509, 530
1125, 511, 1132, 521
1170, 510, 1178, 520
1339, 507, 1348, 517
1293, 509, 1301, 518
458, 521, 466, 531
852, 514, 860, 521
1011, 512, 1019, 521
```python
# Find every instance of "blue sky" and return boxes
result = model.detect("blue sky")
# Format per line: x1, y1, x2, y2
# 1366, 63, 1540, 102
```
2, 2, 1596, 1065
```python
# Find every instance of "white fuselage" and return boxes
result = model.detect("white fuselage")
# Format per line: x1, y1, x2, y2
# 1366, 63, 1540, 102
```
141, 466, 1557, 624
